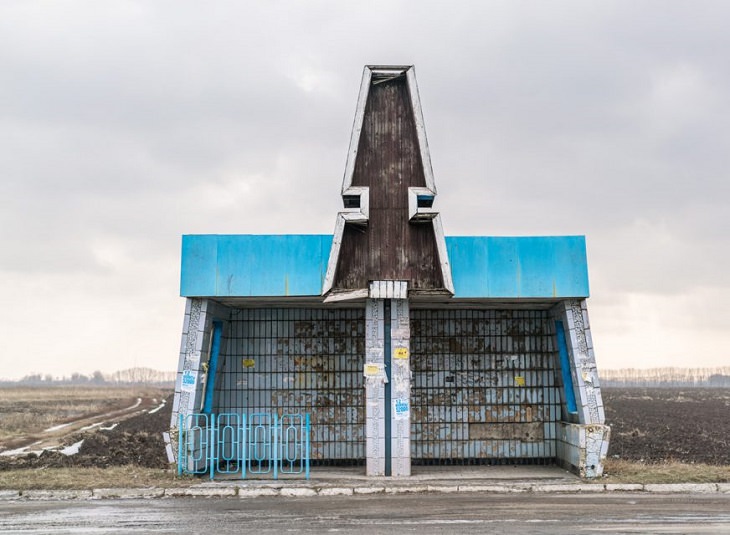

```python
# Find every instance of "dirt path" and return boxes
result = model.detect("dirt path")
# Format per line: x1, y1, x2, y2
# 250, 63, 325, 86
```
0, 396, 163, 456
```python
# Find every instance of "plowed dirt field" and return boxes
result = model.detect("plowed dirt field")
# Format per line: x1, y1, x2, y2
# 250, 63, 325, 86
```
1, 387, 728, 470
603, 387, 730, 464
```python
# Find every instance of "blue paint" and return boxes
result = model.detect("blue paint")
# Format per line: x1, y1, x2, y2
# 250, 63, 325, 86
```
246, 413, 276, 477
180, 234, 589, 299
213, 413, 246, 477
209, 413, 216, 480
241, 413, 247, 480
176, 413, 216, 477
181, 234, 333, 297
178, 412, 311, 480
446, 236, 590, 298
202, 320, 223, 415
180, 235, 218, 296
555, 320, 578, 414
305, 413, 310, 480
273, 413, 278, 480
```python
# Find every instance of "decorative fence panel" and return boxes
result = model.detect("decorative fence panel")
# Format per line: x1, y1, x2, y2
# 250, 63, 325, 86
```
178, 412, 310, 480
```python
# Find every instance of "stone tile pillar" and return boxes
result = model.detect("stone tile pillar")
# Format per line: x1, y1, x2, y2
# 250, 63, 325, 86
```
554, 299, 610, 478
364, 298, 386, 476
171, 297, 209, 429
390, 297, 411, 477
364, 281, 411, 477
560, 299, 605, 425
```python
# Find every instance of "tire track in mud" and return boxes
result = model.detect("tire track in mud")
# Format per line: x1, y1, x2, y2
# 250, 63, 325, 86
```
0, 396, 161, 456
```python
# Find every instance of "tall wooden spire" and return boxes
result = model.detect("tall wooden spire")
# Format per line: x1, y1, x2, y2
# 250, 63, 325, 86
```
323, 66, 453, 298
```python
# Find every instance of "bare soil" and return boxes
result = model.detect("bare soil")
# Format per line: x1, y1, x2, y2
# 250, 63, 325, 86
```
0, 387, 161, 443
1, 387, 728, 472
0, 389, 172, 471
603, 387, 730, 464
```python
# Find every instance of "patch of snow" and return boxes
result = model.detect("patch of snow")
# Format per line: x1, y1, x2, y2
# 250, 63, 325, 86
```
79, 422, 103, 432
100, 423, 118, 431
148, 399, 167, 414
44, 422, 72, 433
60, 440, 84, 456
0, 446, 30, 457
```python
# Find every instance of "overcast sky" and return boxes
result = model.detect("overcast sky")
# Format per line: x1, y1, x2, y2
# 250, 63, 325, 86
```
1, 1, 728, 379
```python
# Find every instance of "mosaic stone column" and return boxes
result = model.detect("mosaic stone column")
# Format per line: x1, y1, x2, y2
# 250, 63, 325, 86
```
364, 281, 411, 477
554, 299, 611, 478
364, 298, 386, 476
171, 297, 210, 429
561, 299, 605, 425
390, 298, 411, 477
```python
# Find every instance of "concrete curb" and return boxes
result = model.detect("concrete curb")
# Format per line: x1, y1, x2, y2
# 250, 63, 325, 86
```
644, 483, 719, 494
1, 482, 728, 501
18, 489, 93, 500
92, 488, 165, 499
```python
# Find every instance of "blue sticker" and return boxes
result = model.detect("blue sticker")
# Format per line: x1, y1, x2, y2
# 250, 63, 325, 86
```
394, 398, 410, 419
182, 370, 196, 390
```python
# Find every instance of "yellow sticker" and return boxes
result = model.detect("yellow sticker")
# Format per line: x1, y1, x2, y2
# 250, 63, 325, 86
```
242, 358, 255, 368
364, 364, 381, 376
394, 347, 409, 359
514, 376, 526, 387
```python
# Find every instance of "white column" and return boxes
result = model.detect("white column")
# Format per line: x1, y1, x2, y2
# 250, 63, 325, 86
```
364, 281, 411, 477
364, 298, 386, 476
561, 299, 605, 425
554, 299, 610, 478
390, 298, 411, 476
171, 298, 210, 429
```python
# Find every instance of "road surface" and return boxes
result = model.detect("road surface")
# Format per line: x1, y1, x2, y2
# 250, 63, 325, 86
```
2, 492, 729, 534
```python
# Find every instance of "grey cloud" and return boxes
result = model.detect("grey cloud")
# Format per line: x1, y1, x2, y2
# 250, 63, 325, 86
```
1, 1, 729, 376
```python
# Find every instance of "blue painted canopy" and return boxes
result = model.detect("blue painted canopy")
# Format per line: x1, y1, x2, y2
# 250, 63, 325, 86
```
181, 234, 333, 297
180, 234, 589, 299
446, 236, 589, 298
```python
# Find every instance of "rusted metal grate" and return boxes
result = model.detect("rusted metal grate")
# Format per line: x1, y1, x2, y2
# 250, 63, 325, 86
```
410, 309, 561, 465
214, 308, 366, 465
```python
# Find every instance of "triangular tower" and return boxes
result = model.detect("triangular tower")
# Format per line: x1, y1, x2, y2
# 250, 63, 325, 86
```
323, 65, 453, 300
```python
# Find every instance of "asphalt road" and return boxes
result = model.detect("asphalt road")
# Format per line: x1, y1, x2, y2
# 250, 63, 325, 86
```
2, 493, 729, 534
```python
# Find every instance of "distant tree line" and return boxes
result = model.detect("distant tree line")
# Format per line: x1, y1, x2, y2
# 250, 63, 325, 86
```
2, 367, 176, 387
601, 367, 730, 387
6, 366, 728, 388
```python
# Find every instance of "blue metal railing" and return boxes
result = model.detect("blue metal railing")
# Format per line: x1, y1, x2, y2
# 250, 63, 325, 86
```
177, 412, 310, 480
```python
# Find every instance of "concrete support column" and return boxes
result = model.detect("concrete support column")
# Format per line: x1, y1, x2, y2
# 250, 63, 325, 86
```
364, 281, 411, 477
390, 298, 411, 477
171, 297, 210, 430
559, 299, 605, 425
554, 299, 610, 478
364, 298, 386, 476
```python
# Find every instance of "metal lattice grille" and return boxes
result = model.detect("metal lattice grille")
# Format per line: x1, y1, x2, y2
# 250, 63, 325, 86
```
410, 309, 561, 465
213, 308, 365, 464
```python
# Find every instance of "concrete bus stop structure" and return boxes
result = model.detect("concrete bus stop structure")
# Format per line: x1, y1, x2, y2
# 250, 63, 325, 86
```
171, 65, 610, 478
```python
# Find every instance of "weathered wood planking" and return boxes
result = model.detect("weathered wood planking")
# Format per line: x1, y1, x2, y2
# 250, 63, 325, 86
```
334, 76, 444, 291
